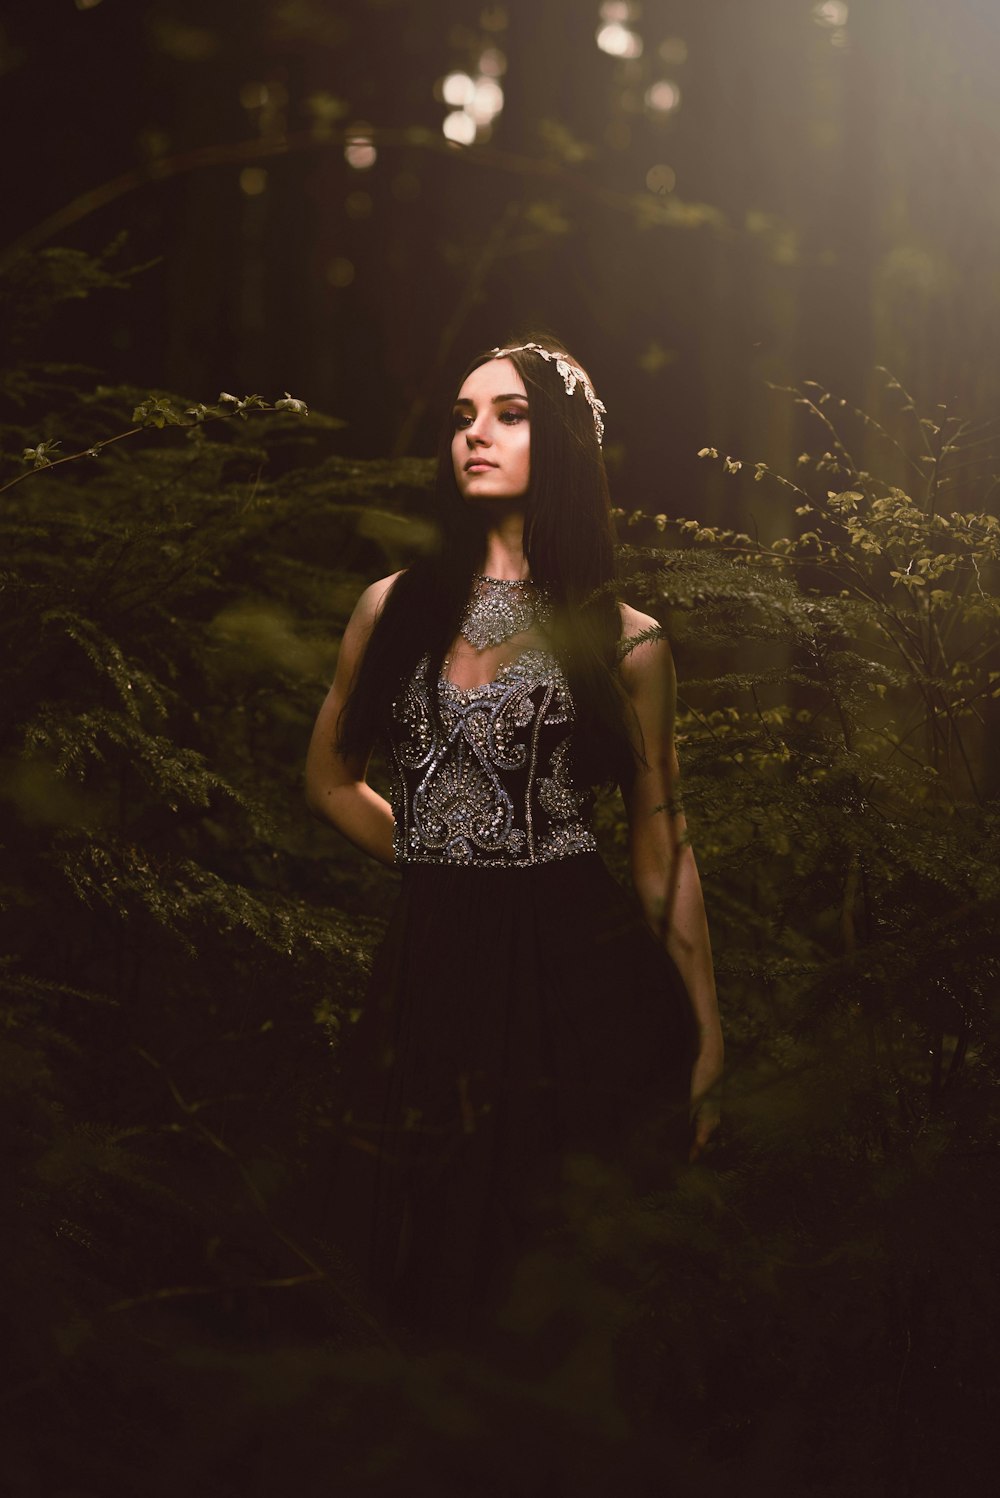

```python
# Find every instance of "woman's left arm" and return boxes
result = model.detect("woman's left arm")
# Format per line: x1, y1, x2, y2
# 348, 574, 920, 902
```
619, 606, 723, 1161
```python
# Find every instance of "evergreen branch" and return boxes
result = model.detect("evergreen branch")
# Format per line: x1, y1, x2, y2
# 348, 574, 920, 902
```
103, 1271, 326, 1315
133, 1045, 397, 1348
0, 395, 308, 498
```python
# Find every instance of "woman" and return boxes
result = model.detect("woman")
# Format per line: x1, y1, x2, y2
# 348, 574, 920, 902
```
305, 337, 723, 1352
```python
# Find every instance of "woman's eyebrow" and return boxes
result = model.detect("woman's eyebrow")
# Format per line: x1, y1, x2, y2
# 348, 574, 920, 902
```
453, 392, 529, 406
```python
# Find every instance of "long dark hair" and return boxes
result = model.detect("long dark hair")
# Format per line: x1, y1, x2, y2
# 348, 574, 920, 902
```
337, 334, 637, 788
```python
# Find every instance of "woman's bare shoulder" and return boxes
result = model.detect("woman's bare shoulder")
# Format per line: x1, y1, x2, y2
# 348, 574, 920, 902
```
618, 600, 660, 638
617, 602, 672, 687
361, 568, 405, 612
349, 569, 405, 627
339, 571, 405, 660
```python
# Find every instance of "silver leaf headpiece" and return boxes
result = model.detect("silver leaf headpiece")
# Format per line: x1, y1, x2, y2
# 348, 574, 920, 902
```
489, 341, 607, 445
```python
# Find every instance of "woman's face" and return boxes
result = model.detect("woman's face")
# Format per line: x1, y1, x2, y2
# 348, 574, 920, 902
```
451, 357, 530, 503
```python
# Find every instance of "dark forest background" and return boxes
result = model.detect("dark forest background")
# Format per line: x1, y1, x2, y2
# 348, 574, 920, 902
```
3, 1, 1000, 1495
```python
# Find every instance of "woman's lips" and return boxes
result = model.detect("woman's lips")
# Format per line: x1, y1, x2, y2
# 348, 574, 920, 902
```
465, 460, 497, 472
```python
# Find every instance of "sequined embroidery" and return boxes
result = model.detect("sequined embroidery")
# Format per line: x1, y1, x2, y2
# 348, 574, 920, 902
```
388, 649, 598, 867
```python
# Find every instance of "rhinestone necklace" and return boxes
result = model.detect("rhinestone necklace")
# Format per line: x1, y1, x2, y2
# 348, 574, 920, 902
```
458, 574, 552, 651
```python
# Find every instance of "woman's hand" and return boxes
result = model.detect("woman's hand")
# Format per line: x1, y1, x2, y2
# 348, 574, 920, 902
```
689, 1031, 724, 1162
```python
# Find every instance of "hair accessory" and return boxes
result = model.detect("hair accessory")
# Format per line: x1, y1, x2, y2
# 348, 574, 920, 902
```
490, 342, 607, 445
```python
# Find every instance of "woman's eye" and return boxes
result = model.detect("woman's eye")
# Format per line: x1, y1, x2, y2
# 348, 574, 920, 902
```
453, 407, 526, 430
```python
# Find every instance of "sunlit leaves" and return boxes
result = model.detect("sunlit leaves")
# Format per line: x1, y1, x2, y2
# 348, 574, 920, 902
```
3, 390, 312, 498
132, 396, 185, 429
22, 439, 61, 468
216, 391, 268, 420
650, 378, 1000, 868
274, 392, 309, 414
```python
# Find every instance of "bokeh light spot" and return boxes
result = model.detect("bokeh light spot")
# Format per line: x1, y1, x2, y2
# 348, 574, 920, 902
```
345, 190, 373, 219
480, 4, 508, 31
813, 1, 849, 26
639, 340, 676, 375
75, 0, 104, 10
327, 257, 355, 289
240, 81, 269, 110
345, 130, 377, 170
478, 47, 506, 77
469, 78, 504, 124
442, 110, 477, 145
148, 17, 218, 61
658, 36, 688, 65
239, 167, 267, 196
645, 163, 677, 195
646, 79, 681, 114
596, 22, 643, 59
442, 71, 475, 107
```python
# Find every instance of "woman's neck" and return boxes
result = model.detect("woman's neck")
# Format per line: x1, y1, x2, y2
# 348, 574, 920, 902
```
479, 510, 528, 580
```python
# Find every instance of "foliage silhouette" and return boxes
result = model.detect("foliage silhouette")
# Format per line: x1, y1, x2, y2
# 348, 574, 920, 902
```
2, 248, 997, 1497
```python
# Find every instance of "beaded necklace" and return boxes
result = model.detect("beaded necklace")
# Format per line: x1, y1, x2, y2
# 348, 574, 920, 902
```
457, 574, 552, 651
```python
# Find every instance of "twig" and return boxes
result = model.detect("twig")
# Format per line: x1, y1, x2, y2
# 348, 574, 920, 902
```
0, 399, 299, 498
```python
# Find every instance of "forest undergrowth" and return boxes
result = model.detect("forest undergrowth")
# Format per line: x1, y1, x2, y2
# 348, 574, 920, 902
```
2, 248, 998, 1497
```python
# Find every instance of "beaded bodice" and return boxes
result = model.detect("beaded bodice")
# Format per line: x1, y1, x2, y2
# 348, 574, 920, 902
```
388, 648, 598, 867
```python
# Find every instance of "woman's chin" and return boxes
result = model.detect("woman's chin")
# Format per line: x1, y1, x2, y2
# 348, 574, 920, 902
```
461, 492, 526, 513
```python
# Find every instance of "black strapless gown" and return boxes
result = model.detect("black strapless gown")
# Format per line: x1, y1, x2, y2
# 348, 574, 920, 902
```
322, 651, 696, 1353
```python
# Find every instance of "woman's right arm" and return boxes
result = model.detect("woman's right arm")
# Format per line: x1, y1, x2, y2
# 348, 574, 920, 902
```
304, 573, 401, 867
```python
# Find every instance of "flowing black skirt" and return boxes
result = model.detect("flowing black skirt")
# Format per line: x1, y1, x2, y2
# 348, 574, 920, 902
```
324, 852, 696, 1353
